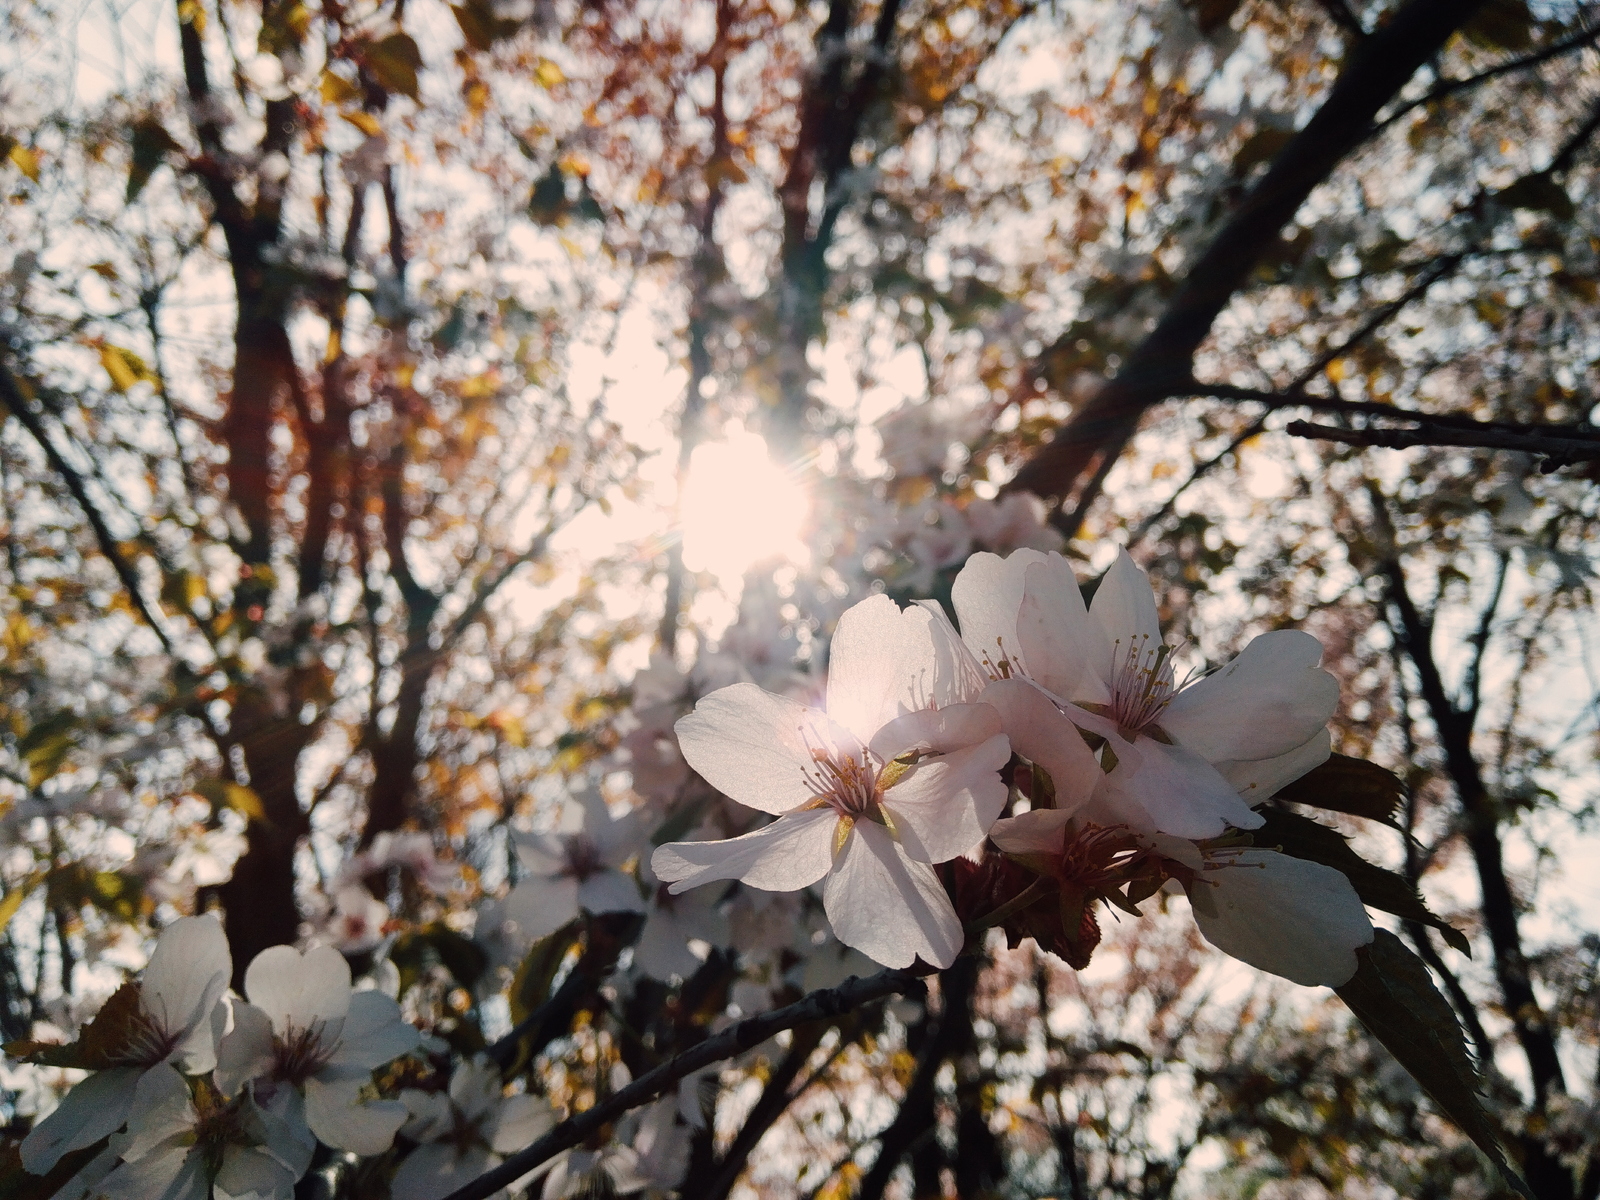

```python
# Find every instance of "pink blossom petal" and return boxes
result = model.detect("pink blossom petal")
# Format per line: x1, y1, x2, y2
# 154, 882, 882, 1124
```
1187, 850, 1374, 986
674, 684, 840, 816
653, 809, 836, 893
1163, 630, 1339, 764
880, 732, 1011, 863
1088, 549, 1163, 657
980, 679, 1103, 813
825, 822, 963, 969
825, 594, 922, 744
1098, 739, 1264, 839
1016, 557, 1112, 704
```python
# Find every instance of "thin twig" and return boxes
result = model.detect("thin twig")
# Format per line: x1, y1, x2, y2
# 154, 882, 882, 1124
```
439, 969, 927, 1200
1285, 418, 1600, 462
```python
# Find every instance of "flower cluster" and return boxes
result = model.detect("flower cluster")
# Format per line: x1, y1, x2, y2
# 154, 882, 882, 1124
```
653, 548, 1375, 984
6, 916, 553, 1200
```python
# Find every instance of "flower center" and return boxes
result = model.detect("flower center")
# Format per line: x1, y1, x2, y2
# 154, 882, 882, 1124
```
801, 746, 882, 819
116, 999, 185, 1067
273, 1022, 339, 1085
1108, 634, 1178, 738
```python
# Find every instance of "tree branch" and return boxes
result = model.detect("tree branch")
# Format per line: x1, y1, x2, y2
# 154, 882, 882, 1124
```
440, 969, 927, 1200
0, 360, 174, 655
1007, 0, 1488, 516
1286, 418, 1600, 463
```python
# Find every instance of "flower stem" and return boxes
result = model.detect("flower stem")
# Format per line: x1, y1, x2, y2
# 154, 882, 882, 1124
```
965, 876, 1056, 935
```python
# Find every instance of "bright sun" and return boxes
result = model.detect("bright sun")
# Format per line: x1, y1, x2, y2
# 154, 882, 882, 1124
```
679, 425, 810, 584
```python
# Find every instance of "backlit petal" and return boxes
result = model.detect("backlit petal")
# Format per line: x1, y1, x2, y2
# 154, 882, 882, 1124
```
825, 594, 924, 743
1099, 739, 1264, 839
951, 549, 1050, 680
329, 990, 419, 1070
1088, 549, 1162, 659
675, 684, 837, 816
824, 822, 963, 969
653, 810, 836, 893
881, 732, 1011, 863
1016, 556, 1112, 704
980, 678, 1102, 813
1187, 850, 1374, 986
1162, 630, 1339, 763
246, 944, 352, 1035
1214, 728, 1332, 802
139, 915, 231, 1073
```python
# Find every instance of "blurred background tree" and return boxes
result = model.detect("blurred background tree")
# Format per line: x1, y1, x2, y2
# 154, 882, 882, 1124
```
1, 0, 1598, 1196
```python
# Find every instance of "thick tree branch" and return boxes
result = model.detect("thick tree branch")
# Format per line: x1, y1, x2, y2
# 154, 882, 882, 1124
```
441, 969, 927, 1200
1287, 418, 1600, 463
1007, 0, 1488, 516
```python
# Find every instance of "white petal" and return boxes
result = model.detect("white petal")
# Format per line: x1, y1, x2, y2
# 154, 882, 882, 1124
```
329, 990, 420, 1069
1214, 727, 1332, 801
1015, 556, 1112, 704
390, 1143, 491, 1200
906, 600, 989, 706
823, 822, 963, 969
1088, 548, 1162, 658
1187, 850, 1375, 986
490, 1094, 555, 1155
868, 701, 1002, 761
1100, 739, 1264, 839
400, 1089, 454, 1141
980, 679, 1102, 813
880, 733, 1011, 863
303, 1071, 408, 1155
825, 594, 927, 744
119, 1065, 196, 1163
446, 1057, 501, 1119
1162, 630, 1339, 763
97, 1137, 205, 1200
988, 808, 1072, 856
214, 1144, 299, 1200
577, 869, 647, 916
215, 1001, 276, 1097
45, 1140, 121, 1200
139, 914, 231, 1073
674, 684, 835, 815
653, 810, 836, 893
246, 944, 352, 1034
512, 830, 568, 878
502, 874, 581, 941
20, 1066, 141, 1174
951, 549, 1052, 679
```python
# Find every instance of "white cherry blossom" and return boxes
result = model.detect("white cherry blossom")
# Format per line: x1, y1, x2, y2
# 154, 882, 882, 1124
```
19, 914, 231, 1176
501, 787, 648, 943
392, 1056, 554, 1200
93, 1063, 303, 1200
215, 944, 421, 1157
955, 548, 1337, 838
651, 594, 1011, 970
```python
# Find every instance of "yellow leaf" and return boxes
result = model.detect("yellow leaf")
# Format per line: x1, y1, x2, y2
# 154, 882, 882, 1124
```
99, 344, 158, 393
0, 872, 44, 932
319, 70, 363, 106
1324, 357, 1349, 384
7, 142, 39, 182
534, 59, 565, 88
176, 0, 206, 30
342, 109, 383, 137
193, 778, 267, 822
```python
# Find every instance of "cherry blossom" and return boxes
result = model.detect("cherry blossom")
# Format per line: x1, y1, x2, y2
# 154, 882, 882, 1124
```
214, 943, 421, 1157
955, 548, 1336, 838
500, 787, 648, 943
392, 1056, 554, 1200
652, 594, 1011, 970
91, 1064, 303, 1200
18, 914, 231, 1175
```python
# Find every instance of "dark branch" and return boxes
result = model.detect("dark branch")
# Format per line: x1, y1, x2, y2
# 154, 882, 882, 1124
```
1007, 0, 1488, 514
440, 969, 927, 1200
1286, 419, 1600, 463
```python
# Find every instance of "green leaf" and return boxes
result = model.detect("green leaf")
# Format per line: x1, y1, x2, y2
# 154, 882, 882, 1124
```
1496, 171, 1575, 222
366, 33, 423, 102
126, 118, 181, 203
1463, 0, 1534, 51
1252, 807, 1469, 954
1273, 754, 1406, 830
509, 919, 582, 1024
1336, 931, 1532, 1198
